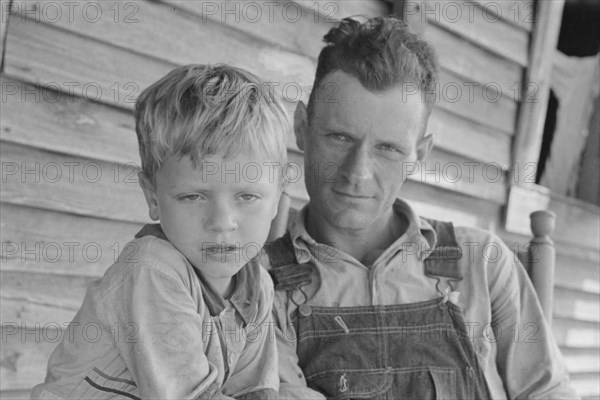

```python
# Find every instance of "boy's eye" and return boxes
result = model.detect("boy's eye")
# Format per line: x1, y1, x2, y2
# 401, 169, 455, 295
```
180, 194, 201, 201
239, 193, 259, 202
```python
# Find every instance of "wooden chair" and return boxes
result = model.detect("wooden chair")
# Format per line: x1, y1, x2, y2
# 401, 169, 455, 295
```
267, 195, 557, 324
518, 210, 557, 325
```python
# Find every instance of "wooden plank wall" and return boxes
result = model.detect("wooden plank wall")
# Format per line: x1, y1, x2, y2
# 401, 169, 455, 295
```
0, 0, 598, 398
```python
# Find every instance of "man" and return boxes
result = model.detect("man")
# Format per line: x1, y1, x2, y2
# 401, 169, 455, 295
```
265, 16, 579, 400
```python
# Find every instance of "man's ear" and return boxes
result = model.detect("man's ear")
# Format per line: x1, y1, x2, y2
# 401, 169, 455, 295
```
138, 172, 159, 221
294, 101, 308, 151
416, 134, 434, 162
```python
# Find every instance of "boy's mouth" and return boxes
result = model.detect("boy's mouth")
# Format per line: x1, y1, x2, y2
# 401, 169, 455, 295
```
202, 243, 241, 254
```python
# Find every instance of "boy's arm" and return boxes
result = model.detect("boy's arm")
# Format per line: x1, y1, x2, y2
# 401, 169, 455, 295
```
485, 236, 580, 399
101, 264, 233, 400
272, 291, 326, 400
224, 268, 278, 399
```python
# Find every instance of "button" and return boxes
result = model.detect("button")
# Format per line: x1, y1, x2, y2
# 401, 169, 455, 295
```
298, 304, 312, 316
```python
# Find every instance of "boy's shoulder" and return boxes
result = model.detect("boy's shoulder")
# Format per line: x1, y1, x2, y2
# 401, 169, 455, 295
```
105, 228, 193, 285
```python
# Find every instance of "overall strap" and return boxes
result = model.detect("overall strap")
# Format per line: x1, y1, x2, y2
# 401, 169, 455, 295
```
422, 218, 463, 281
264, 233, 312, 292
266, 219, 464, 291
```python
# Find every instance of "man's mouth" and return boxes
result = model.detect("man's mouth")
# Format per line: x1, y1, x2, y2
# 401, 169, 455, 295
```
333, 190, 372, 199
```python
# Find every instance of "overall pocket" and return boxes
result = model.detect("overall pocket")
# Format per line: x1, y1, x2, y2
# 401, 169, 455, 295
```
390, 367, 457, 400
307, 370, 393, 400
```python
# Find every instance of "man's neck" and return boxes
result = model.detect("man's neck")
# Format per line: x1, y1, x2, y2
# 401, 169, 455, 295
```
305, 204, 409, 266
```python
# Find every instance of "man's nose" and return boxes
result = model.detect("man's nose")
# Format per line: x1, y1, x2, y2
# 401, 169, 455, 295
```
205, 203, 238, 232
340, 146, 373, 184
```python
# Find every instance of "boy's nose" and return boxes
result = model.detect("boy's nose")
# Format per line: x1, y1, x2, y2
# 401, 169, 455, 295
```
205, 206, 238, 232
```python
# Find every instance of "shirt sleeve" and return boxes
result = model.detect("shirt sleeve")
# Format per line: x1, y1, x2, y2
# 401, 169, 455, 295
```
485, 234, 580, 400
98, 261, 233, 400
271, 291, 327, 400
223, 269, 278, 399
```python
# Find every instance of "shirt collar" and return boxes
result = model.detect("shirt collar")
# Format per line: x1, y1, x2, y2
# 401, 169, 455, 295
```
288, 199, 438, 260
135, 224, 259, 326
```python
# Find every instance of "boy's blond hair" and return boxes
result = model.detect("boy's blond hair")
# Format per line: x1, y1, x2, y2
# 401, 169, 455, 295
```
135, 64, 289, 183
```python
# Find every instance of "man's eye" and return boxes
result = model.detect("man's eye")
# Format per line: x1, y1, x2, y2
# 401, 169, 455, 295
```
328, 133, 350, 142
378, 144, 400, 153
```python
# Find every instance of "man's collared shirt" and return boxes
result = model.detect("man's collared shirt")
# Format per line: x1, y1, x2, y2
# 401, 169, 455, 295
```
270, 199, 579, 400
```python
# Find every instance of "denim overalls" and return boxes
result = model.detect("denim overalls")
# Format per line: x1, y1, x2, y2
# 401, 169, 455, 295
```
268, 219, 492, 400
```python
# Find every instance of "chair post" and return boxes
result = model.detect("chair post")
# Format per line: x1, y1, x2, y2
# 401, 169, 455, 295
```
528, 210, 557, 325
267, 191, 291, 242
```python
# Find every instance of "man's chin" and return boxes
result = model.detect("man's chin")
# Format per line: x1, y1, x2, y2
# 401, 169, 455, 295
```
328, 210, 377, 232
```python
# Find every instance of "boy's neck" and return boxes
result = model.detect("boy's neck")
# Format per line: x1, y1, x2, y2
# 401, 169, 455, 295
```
210, 276, 235, 299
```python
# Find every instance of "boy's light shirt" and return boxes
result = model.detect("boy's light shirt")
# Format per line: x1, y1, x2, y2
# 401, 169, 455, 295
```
32, 225, 278, 400
271, 199, 579, 400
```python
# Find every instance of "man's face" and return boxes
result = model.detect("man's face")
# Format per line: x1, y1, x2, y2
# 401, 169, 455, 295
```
140, 152, 281, 282
296, 71, 431, 231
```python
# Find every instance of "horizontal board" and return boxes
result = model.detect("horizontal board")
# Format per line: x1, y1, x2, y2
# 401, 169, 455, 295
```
428, 107, 511, 167
162, 0, 331, 60
421, 0, 529, 66
561, 347, 600, 374
569, 372, 600, 399
436, 68, 517, 135
424, 22, 523, 98
294, 0, 389, 19
1, 326, 58, 391
8, 3, 315, 105
0, 390, 31, 399
550, 195, 600, 251
0, 141, 149, 223
1, 203, 143, 277
1, 271, 91, 320
474, 0, 534, 31
0, 76, 139, 166
4, 14, 173, 108
555, 252, 600, 295
553, 318, 600, 349
554, 287, 600, 323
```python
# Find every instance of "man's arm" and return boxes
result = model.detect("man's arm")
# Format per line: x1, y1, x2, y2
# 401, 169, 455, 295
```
486, 235, 580, 399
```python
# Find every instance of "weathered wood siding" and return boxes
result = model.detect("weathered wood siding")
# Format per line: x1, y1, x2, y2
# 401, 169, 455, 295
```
1, 0, 598, 398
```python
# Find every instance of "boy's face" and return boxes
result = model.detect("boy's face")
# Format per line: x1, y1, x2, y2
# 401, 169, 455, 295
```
140, 151, 281, 288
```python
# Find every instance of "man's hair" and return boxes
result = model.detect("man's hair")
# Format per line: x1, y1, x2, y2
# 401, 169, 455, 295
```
308, 16, 438, 120
135, 64, 289, 183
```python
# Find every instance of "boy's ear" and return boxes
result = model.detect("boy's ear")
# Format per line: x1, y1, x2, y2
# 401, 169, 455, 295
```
294, 101, 308, 151
416, 133, 434, 162
138, 172, 159, 221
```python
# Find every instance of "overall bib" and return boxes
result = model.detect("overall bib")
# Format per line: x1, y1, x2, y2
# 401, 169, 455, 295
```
268, 219, 492, 400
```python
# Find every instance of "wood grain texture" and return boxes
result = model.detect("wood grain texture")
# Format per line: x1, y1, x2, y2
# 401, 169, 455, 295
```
424, 22, 523, 98
0, 141, 149, 223
473, 0, 534, 31
9, 2, 315, 104
0, 76, 139, 165
512, 0, 565, 175
1, 203, 143, 276
418, 0, 529, 65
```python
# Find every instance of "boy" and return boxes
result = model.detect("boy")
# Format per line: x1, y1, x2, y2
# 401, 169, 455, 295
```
31, 64, 288, 399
